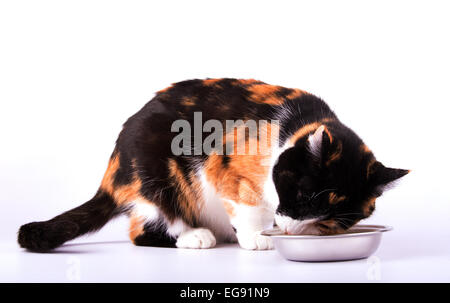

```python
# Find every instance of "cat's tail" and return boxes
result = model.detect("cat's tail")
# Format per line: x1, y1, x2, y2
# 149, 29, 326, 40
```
18, 190, 122, 252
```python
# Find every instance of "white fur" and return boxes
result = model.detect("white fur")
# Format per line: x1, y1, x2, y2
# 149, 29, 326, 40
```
166, 218, 189, 237
131, 198, 191, 239
163, 214, 219, 249
231, 203, 275, 250
176, 228, 216, 249
230, 203, 274, 233
166, 216, 218, 249
262, 141, 293, 210
275, 214, 319, 235
224, 141, 294, 250
236, 231, 273, 250
307, 125, 324, 158
197, 170, 237, 242
130, 198, 160, 222
197, 166, 278, 250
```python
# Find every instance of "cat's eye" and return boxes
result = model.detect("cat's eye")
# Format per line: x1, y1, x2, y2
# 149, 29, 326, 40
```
297, 191, 315, 201
298, 176, 313, 189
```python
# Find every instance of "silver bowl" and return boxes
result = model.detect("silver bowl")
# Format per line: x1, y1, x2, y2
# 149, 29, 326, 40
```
262, 224, 392, 262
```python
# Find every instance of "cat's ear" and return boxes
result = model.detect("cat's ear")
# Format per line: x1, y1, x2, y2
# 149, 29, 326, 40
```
307, 125, 332, 160
368, 161, 409, 187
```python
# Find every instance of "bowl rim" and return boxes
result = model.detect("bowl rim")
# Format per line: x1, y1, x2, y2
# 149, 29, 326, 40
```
261, 224, 392, 239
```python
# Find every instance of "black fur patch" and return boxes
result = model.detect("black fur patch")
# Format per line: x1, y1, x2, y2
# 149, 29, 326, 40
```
133, 220, 176, 248
18, 191, 120, 252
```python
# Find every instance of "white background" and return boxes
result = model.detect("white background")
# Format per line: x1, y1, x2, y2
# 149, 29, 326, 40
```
1, 0, 449, 282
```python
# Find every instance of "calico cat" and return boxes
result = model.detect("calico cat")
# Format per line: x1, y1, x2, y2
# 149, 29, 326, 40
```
18, 78, 408, 251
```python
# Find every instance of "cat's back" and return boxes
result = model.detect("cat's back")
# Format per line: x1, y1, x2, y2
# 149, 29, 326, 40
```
128, 78, 309, 124
115, 78, 329, 165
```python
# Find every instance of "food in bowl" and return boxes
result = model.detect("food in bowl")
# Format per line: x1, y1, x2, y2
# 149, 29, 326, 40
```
262, 224, 392, 262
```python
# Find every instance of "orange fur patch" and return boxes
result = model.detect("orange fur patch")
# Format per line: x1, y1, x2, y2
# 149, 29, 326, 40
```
286, 88, 306, 99
360, 144, 371, 153
366, 159, 376, 179
181, 96, 196, 106
203, 153, 240, 203
128, 215, 145, 243
157, 84, 173, 94
223, 120, 279, 156
363, 197, 376, 216
238, 179, 260, 206
100, 153, 120, 195
203, 121, 274, 207
247, 84, 284, 105
323, 127, 333, 144
204, 153, 268, 206
289, 119, 334, 145
113, 177, 142, 206
100, 153, 143, 206
168, 159, 201, 224
329, 192, 346, 204
236, 79, 262, 86
203, 78, 222, 86
326, 141, 343, 166
223, 200, 235, 217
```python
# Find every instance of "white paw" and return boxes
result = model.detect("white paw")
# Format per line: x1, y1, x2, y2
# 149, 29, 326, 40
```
176, 228, 217, 249
236, 231, 274, 250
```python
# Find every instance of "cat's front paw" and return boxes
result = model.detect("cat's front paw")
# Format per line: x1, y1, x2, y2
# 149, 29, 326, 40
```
176, 228, 217, 249
236, 231, 273, 250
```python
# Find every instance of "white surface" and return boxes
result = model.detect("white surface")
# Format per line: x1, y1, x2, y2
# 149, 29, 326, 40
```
1, 0, 450, 282
2, 196, 450, 283
2, 205, 450, 283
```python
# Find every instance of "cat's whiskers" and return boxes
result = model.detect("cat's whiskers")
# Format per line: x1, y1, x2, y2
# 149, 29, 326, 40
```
333, 218, 353, 229
310, 188, 336, 201
335, 212, 364, 217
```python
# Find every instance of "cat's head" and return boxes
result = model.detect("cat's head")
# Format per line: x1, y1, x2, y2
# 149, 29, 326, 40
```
273, 124, 409, 235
